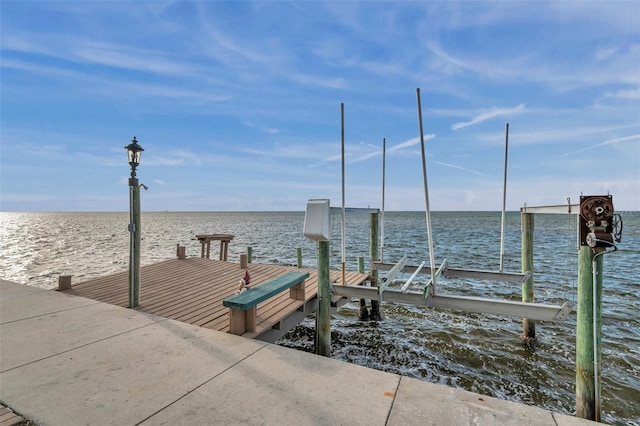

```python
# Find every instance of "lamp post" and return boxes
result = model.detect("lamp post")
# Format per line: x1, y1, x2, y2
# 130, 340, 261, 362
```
125, 136, 144, 308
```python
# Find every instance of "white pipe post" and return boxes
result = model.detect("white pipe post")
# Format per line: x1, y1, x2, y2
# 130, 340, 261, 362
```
381, 137, 386, 263
500, 123, 509, 272
341, 103, 346, 285
416, 88, 437, 287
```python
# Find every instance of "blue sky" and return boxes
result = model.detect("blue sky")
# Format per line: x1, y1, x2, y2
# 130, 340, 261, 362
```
1, 1, 639, 212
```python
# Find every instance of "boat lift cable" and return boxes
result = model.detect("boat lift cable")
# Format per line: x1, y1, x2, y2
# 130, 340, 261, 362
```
416, 88, 437, 291
499, 123, 509, 272
341, 103, 346, 285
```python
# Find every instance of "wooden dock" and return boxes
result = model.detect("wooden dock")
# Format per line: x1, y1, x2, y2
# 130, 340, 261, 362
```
61, 257, 369, 341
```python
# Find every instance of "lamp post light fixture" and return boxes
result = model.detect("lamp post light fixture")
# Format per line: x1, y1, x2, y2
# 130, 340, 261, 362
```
125, 136, 144, 308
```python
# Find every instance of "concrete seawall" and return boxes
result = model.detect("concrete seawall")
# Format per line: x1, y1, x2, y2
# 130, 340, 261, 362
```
0, 280, 596, 425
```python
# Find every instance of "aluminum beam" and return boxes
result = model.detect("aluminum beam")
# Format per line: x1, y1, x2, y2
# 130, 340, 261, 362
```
379, 256, 407, 295
331, 285, 571, 322
374, 262, 531, 284
329, 207, 380, 214
520, 204, 579, 214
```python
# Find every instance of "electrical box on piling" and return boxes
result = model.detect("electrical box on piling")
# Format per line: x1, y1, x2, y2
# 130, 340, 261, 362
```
304, 199, 330, 241
578, 195, 621, 248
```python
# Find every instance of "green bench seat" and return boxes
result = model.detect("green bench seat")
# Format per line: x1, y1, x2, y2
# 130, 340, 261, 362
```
223, 271, 309, 335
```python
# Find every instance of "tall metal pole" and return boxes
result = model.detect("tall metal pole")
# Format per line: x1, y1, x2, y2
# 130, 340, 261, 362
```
499, 123, 509, 272
576, 246, 603, 421
381, 138, 386, 263
341, 103, 346, 285
521, 211, 535, 344
316, 240, 331, 357
128, 175, 140, 308
416, 88, 436, 287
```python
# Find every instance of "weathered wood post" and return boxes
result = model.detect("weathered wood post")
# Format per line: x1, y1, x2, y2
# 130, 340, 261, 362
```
58, 275, 72, 291
576, 246, 604, 421
316, 240, 331, 356
296, 247, 302, 268
357, 255, 368, 319
176, 244, 186, 259
303, 199, 332, 356
247, 247, 252, 263
369, 211, 381, 321
521, 211, 535, 345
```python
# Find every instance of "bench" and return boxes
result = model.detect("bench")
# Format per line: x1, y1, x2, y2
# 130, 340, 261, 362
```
222, 271, 310, 335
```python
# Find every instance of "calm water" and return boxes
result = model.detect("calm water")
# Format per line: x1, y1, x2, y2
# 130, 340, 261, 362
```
1, 211, 638, 424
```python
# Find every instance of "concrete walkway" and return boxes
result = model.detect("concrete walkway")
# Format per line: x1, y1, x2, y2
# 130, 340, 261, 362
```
0, 280, 595, 426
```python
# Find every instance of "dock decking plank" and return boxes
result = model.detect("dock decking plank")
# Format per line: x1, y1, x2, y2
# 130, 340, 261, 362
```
62, 257, 370, 338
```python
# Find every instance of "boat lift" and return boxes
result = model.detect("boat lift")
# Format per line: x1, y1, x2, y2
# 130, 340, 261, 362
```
329, 89, 572, 323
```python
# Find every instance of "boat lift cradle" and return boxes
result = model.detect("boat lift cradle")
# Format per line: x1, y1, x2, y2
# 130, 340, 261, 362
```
331, 90, 571, 322
332, 257, 571, 322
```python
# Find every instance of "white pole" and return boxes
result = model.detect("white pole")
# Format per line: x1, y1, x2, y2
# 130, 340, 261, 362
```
416, 88, 436, 287
381, 137, 386, 263
499, 123, 509, 272
341, 103, 346, 285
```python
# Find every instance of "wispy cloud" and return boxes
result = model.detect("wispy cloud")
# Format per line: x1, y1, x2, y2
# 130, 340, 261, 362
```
433, 161, 485, 176
452, 104, 525, 130
478, 124, 640, 146
2, 1, 638, 211
604, 88, 640, 100
559, 134, 640, 157
349, 134, 435, 163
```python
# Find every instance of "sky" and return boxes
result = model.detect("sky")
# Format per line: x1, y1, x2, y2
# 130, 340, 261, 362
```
1, 1, 639, 212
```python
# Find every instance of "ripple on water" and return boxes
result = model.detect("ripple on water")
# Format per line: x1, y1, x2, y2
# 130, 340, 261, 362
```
1, 211, 638, 424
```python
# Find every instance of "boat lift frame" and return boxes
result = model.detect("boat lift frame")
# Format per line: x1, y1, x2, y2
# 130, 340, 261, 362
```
330, 92, 574, 323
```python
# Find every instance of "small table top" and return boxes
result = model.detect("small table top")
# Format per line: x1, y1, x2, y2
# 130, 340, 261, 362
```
195, 234, 234, 242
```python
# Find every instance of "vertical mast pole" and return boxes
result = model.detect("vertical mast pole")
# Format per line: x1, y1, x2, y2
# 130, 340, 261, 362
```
500, 123, 509, 272
416, 88, 436, 286
341, 103, 346, 285
381, 137, 386, 263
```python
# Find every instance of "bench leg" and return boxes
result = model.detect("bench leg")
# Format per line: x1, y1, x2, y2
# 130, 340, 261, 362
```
289, 280, 306, 300
245, 306, 256, 332
229, 307, 256, 335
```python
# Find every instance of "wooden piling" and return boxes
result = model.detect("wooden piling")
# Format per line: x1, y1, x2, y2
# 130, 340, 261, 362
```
239, 253, 248, 269
357, 255, 369, 320
369, 212, 381, 321
296, 248, 302, 268
58, 275, 72, 291
176, 244, 186, 259
247, 247, 253, 263
521, 211, 535, 345
316, 240, 331, 356
576, 246, 603, 421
